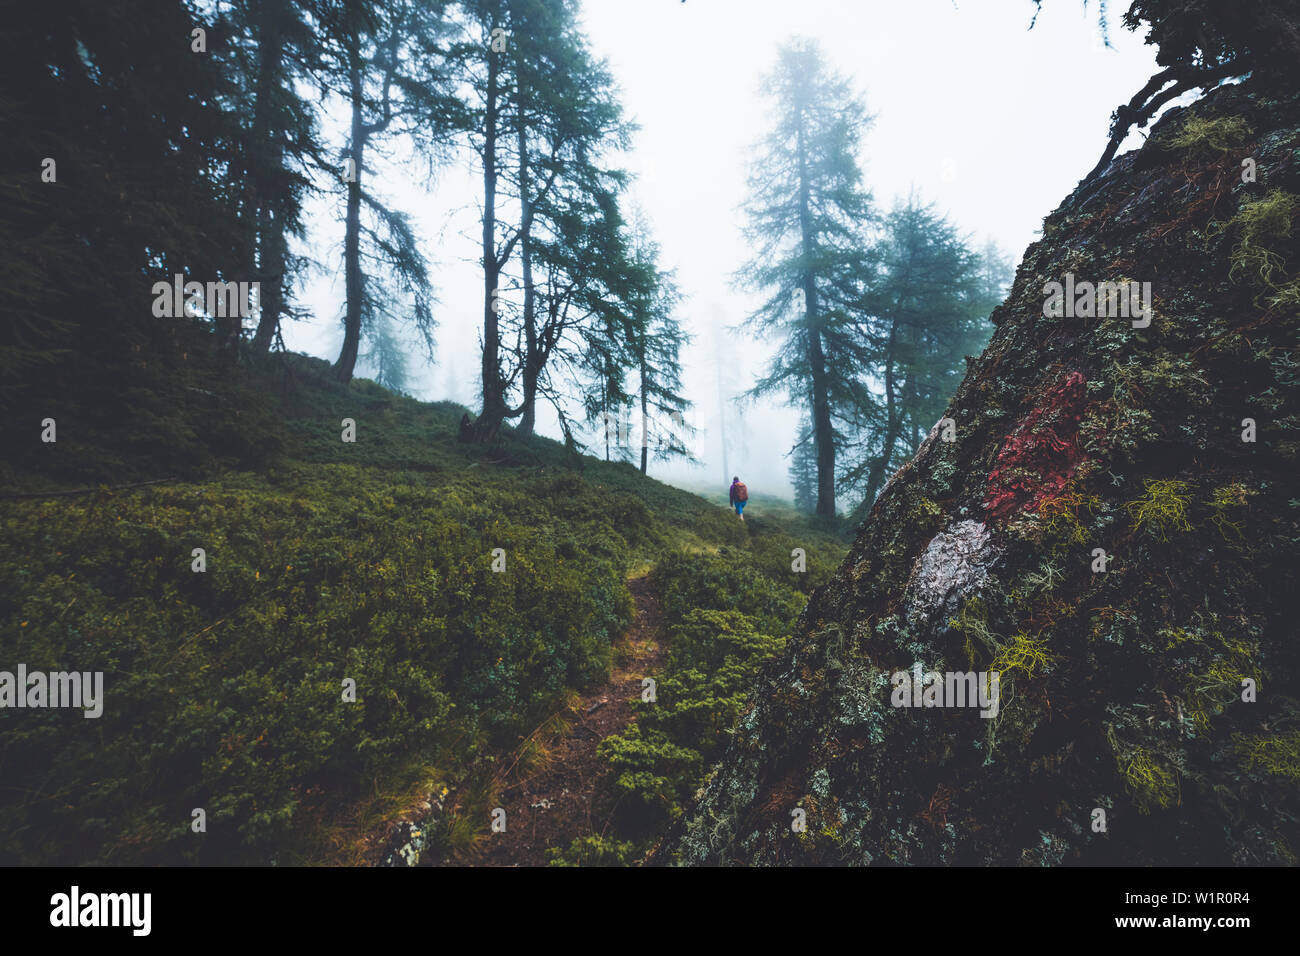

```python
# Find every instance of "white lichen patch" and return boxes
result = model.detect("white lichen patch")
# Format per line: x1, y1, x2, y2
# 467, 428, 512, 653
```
903, 519, 999, 627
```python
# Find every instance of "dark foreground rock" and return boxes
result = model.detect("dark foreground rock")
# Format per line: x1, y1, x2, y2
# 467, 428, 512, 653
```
666, 81, 1300, 866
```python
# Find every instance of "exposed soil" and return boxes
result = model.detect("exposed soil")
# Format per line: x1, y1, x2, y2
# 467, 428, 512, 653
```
476, 574, 665, 866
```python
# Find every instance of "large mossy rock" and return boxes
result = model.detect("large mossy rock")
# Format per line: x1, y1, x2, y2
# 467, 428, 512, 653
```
669, 81, 1300, 866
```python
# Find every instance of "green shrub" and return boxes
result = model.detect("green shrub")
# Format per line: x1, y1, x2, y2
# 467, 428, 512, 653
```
0, 464, 633, 864
546, 834, 640, 867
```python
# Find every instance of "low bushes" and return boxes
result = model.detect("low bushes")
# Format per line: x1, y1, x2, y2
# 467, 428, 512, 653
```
0, 464, 632, 864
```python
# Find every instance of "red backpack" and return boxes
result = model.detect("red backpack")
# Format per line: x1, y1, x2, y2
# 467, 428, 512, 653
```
734, 481, 748, 502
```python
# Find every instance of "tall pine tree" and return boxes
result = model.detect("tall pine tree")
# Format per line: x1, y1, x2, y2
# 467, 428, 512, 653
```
737, 38, 877, 517
224, 0, 321, 355
842, 197, 1008, 514
623, 217, 692, 473
316, 0, 461, 383
457, 0, 632, 442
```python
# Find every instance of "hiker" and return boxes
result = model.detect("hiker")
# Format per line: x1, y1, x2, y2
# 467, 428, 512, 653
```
729, 476, 748, 521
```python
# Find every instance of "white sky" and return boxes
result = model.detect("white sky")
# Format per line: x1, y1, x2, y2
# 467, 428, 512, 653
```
284, 0, 1164, 508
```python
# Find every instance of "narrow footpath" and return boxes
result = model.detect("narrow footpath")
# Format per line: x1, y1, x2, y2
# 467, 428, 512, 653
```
477, 574, 665, 866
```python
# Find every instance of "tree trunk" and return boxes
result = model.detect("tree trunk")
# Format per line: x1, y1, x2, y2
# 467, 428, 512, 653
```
603, 374, 611, 462
862, 322, 901, 506
639, 356, 649, 474
515, 87, 539, 438
796, 112, 836, 518
249, 0, 287, 354
474, 44, 506, 441
517, 365, 537, 436
807, 305, 836, 517
862, 240, 918, 505
251, 206, 287, 353
333, 42, 365, 385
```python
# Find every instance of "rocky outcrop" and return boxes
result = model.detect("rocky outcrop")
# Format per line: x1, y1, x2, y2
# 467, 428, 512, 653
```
378, 790, 449, 867
668, 80, 1300, 866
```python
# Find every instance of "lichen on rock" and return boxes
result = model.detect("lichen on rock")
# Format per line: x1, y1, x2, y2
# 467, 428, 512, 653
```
903, 519, 1000, 628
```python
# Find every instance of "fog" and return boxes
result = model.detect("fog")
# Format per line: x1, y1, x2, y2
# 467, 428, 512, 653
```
283, 0, 1164, 510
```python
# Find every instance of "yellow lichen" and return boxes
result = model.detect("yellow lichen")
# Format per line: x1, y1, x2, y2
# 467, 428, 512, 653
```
1120, 748, 1180, 813
1126, 479, 1193, 540
1108, 728, 1180, 814
989, 632, 1053, 683
1235, 731, 1300, 779
951, 598, 998, 668
1208, 482, 1251, 540
1035, 490, 1100, 546
1187, 659, 1254, 729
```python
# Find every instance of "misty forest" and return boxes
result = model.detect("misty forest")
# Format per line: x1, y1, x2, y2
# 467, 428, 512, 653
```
1, 0, 1298, 870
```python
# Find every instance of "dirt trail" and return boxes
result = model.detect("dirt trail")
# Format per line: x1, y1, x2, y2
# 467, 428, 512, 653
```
477, 574, 664, 866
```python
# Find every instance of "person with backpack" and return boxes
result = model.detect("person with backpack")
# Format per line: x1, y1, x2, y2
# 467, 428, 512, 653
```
729, 476, 748, 521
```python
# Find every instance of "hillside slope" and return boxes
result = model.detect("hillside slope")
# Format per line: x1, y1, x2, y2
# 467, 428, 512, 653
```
0, 355, 845, 865
667, 81, 1300, 866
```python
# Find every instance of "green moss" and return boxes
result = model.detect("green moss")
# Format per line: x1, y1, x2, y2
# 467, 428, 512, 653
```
1162, 115, 1252, 160
882, 493, 944, 564
595, 555, 809, 830
0, 466, 648, 864
546, 834, 641, 867
1222, 189, 1300, 308
1139, 352, 1214, 409
914, 495, 943, 523
0, 357, 851, 865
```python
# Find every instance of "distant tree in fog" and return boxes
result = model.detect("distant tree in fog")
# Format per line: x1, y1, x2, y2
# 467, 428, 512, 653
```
841, 198, 1012, 516
788, 415, 818, 515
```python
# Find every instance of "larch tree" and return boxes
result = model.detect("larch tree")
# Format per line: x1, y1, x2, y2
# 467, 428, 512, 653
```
842, 196, 998, 511
457, 0, 632, 442
736, 38, 877, 517
317, 0, 461, 384
454, 0, 523, 441
622, 218, 693, 474
225, 0, 321, 355
512, 177, 632, 451
508, 0, 632, 439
